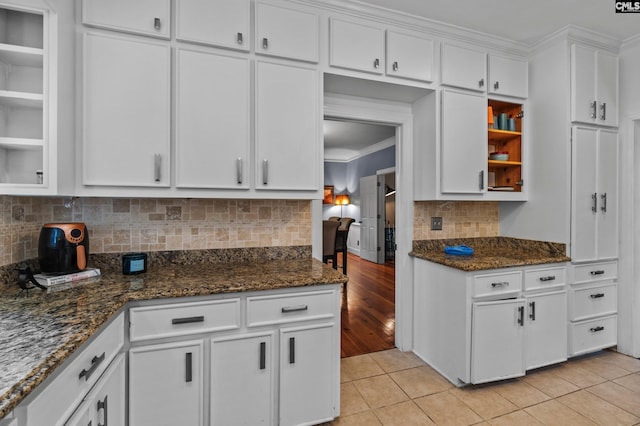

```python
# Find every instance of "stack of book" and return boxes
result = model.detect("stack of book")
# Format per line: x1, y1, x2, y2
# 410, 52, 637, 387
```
33, 268, 101, 288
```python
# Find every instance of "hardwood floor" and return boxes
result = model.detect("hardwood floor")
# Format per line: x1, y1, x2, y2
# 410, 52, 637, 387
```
340, 252, 396, 358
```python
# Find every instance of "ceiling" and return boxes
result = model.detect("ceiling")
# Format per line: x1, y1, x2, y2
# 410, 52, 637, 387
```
352, 0, 640, 45
324, 119, 396, 161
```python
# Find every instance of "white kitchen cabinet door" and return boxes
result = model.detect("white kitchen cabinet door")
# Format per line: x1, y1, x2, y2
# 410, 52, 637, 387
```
82, 0, 170, 39
176, 49, 250, 189
329, 18, 384, 74
596, 129, 618, 260
280, 323, 337, 426
256, 61, 319, 191
255, 1, 319, 63
488, 54, 528, 99
82, 32, 170, 187
129, 341, 204, 426
441, 89, 486, 194
525, 291, 567, 370
176, 0, 249, 51
210, 333, 274, 426
386, 30, 434, 82
571, 44, 618, 126
441, 43, 486, 92
471, 299, 525, 384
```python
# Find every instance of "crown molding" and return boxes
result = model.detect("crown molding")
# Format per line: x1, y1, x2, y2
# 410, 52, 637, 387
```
532, 25, 622, 54
325, 137, 395, 163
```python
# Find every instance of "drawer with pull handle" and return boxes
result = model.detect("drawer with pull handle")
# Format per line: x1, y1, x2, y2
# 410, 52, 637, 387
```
524, 266, 567, 291
247, 289, 337, 327
472, 271, 522, 299
130, 299, 240, 342
569, 282, 617, 321
569, 315, 617, 356
572, 261, 617, 284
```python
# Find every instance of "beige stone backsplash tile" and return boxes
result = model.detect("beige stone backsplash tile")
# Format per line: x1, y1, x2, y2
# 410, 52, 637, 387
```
414, 201, 499, 240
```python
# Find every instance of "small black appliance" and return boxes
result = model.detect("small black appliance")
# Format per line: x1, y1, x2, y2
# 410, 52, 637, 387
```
38, 223, 90, 273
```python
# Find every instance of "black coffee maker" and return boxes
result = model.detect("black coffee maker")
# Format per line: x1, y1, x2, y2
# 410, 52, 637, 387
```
38, 223, 90, 273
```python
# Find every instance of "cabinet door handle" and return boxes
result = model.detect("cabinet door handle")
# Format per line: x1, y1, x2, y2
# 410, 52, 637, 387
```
392, 61, 398, 71
591, 101, 597, 119
590, 326, 605, 332
592, 192, 598, 213
590, 270, 605, 276
262, 37, 268, 49
97, 395, 108, 426
494, 81, 500, 90
491, 281, 509, 288
601, 193, 607, 213
478, 78, 484, 88
529, 301, 536, 320
374, 58, 380, 69
79, 352, 105, 381
236, 157, 243, 184
262, 159, 269, 185
517, 306, 524, 326
281, 304, 308, 313
289, 337, 296, 364
590, 293, 605, 299
259, 342, 266, 370
237, 32, 243, 45
154, 154, 161, 182
154, 18, 161, 31
172, 315, 204, 325
600, 102, 607, 121
539, 276, 556, 282
185, 352, 193, 383
478, 170, 484, 190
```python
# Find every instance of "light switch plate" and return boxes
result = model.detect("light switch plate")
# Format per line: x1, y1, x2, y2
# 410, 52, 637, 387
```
431, 217, 443, 231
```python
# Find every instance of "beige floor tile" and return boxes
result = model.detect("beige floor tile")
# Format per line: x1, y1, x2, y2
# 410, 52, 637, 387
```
373, 400, 435, 425
586, 381, 640, 417
614, 372, 640, 393
329, 411, 383, 425
488, 410, 543, 425
546, 363, 606, 388
572, 356, 633, 380
558, 389, 640, 425
370, 349, 425, 373
390, 365, 453, 399
414, 391, 483, 426
525, 400, 597, 425
353, 374, 409, 409
342, 354, 385, 382
522, 369, 580, 398
341, 382, 371, 416
450, 386, 518, 420
490, 379, 551, 408
601, 351, 640, 373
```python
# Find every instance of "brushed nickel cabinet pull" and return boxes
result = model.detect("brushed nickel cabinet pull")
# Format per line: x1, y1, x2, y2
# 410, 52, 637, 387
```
154, 18, 161, 31
392, 61, 398, 71
97, 395, 108, 426
185, 352, 193, 383
262, 38, 268, 49
494, 81, 500, 90
373, 58, 380, 69
601, 193, 607, 213
491, 281, 509, 288
600, 102, 607, 121
154, 154, 161, 182
590, 293, 605, 299
236, 157, 243, 184
172, 316, 204, 325
590, 270, 605, 276
79, 352, 105, 381
517, 306, 524, 326
478, 78, 484, 88
590, 326, 605, 332
592, 193, 598, 213
281, 304, 308, 313
539, 276, 556, 282
289, 337, 295, 364
262, 159, 269, 185
237, 32, 243, 45
259, 342, 266, 370
590, 101, 597, 119
529, 301, 536, 320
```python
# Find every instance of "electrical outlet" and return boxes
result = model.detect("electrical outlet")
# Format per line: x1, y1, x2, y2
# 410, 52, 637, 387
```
431, 216, 443, 231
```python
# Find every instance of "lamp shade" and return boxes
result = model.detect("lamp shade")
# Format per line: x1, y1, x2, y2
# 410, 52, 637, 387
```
334, 194, 350, 205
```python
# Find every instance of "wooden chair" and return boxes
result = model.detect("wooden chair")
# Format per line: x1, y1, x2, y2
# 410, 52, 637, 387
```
322, 220, 340, 270
335, 217, 355, 275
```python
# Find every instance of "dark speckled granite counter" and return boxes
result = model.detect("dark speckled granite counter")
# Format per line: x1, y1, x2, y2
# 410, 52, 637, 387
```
0, 247, 347, 419
410, 237, 570, 271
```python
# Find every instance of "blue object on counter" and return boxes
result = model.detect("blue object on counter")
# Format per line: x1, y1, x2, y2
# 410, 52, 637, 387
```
444, 245, 474, 256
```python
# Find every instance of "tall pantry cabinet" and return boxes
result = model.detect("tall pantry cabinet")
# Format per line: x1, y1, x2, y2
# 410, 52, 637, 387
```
500, 29, 620, 356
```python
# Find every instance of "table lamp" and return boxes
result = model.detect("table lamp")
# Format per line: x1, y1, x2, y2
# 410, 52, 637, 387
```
334, 194, 350, 217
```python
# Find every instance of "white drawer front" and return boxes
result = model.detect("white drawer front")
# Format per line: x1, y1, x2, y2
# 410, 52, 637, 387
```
130, 299, 240, 342
569, 315, 617, 356
569, 283, 617, 321
247, 289, 336, 327
472, 271, 522, 299
573, 261, 617, 284
524, 266, 567, 291
25, 313, 124, 426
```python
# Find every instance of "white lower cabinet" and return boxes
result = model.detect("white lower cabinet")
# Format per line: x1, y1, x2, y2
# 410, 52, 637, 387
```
129, 340, 204, 426
524, 290, 567, 370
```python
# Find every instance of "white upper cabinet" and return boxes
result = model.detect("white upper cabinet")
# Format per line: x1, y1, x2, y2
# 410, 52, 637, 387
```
571, 44, 618, 127
176, 0, 250, 51
82, 32, 170, 187
176, 49, 250, 189
386, 30, 434, 82
488, 54, 528, 98
329, 18, 385, 74
256, 61, 319, 191
82, 0, 171, 39
441, 43, 486, 92
255, 1, 319, 63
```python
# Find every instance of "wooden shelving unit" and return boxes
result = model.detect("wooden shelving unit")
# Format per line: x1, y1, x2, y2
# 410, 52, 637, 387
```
488, 99, 523, 192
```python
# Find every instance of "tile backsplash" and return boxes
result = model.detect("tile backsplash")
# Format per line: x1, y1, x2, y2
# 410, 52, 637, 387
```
414, 201, 499, 240
0, 196, 311, 267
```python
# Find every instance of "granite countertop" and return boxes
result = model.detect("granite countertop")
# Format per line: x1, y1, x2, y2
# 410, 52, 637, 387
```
0, 247, 347, 419
410, 237, 570, 271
